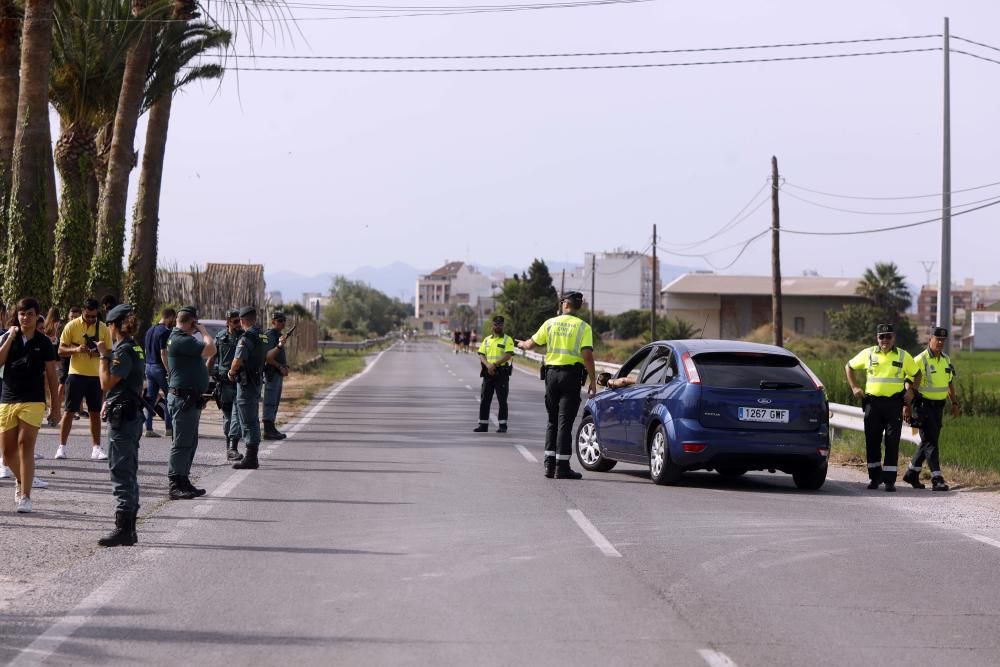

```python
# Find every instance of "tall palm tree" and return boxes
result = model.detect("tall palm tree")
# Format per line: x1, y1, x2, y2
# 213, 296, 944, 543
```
857, 261, 912, 315
0, 0, 21, 266
124, 13, 229, 327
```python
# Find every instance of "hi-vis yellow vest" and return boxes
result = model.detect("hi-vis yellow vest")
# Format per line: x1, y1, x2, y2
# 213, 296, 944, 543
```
915, 349, 955, 401
531, 314, 593, 366
849, 346, 919, 398
478, 334, 514, 366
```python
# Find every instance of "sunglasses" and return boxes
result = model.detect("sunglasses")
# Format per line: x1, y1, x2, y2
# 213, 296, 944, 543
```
877, 333, 894, 340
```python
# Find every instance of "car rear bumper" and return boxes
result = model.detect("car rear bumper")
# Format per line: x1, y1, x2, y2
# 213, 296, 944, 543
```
671, 418, 829, 472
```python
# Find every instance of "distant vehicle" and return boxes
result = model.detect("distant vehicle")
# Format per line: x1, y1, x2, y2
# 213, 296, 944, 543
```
577, 340, 830, 490
193, 319, 226, 343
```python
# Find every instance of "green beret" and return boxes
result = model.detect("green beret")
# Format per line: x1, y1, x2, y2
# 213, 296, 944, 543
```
105, 303, 134, 324
239, 306, 257, 318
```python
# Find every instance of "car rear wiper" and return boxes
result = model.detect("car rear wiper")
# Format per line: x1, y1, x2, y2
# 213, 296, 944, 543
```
759, 380, 805, 389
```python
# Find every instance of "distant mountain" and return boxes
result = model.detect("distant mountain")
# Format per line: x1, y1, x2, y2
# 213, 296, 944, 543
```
266, 261, 426, 304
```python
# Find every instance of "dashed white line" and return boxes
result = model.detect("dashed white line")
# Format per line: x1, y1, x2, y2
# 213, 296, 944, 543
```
514, 445, 537, 463
566, 509, 622, 558
465, 385, 473, 391
698, 649, 739, 667
968, 534, 1000, 550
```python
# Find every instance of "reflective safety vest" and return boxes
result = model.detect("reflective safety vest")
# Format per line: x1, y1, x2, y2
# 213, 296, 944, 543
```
915, 349, 955, 401
531, 314, 593, 366
478, 334, 514, 366
850, 345, 918, 398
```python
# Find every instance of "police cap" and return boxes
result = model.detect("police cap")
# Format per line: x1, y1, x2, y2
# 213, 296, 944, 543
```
931, 326, 949, 339
491, 315, 505, 325
226, 309, 240, 319
178, 305, 197, 318
876, 323, 894, 335
238, 306, 257, 318
105, 303, 133, 324
561, 291, 584, 304
272, 312, 287, 322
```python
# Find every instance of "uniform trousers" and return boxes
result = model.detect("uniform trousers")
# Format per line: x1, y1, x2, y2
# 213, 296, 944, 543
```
219, 381, 242, 442
108, 414, 143, 512
236, 381, 262, 446
263, 372, 284, 422
544, 366, 583, 461
910, 397, 946, 477
478, 370, 510, 425
863, 393, 904, 482
167, 393, 203, 478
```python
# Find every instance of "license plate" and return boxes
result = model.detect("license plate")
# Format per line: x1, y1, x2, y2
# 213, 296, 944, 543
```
738, 407, 789, 423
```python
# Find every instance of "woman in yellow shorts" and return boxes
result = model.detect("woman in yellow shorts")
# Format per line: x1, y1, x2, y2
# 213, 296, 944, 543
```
0, 298, 61, 513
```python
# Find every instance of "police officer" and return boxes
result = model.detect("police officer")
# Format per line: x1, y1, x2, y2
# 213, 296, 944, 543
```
474, 316, 515, 433
517, 292, 597, 479
95, 304, 144, 546
208, 309, 244, 461
165, 306, 216, 499
903, 326, 959, 491
846, 323, 922, 492
263, 312, 289, 440
230, 306, 268, 470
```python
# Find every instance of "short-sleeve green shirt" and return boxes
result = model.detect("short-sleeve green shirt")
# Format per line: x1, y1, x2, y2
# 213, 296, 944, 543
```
106, 337, 145, 404
167, 328, 209, 393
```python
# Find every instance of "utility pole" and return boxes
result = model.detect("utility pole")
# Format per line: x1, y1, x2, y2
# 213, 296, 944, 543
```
558, 268, 566, 315
771, 156, 783, 348
590, 254, 596, 328
651, 224, 658, 340
938, 17, 953, 354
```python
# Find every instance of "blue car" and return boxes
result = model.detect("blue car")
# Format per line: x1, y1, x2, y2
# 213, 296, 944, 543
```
576, 340, 830, 490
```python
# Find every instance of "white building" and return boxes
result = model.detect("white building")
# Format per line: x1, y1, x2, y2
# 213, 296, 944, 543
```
574, 250, 660, 316
963, 311, 1000, 351
414, 261, 496, 333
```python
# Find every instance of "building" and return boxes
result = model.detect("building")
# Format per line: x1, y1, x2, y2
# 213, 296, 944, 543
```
564, 250, 660, 316
413, 261, 496, 334
662, 273, 867, 340
917, 279, 1000, 340
302, 292, 330, 320
962, 310, 1000, 351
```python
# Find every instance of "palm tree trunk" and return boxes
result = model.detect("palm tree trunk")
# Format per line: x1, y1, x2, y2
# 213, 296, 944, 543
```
89, 0, 153, 299
51, 121, 98, 313
0, 0, 21, 280
124, 87, 173, 328
3, 0, 55, 306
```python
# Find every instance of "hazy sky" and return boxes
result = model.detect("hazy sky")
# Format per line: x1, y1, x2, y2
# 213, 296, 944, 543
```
146, 0, 1000, 289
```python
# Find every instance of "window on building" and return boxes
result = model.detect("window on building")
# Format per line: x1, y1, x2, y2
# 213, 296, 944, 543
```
794, 317, 805, 334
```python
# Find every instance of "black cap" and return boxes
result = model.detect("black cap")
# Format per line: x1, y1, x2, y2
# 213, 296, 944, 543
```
931, 326, 948, 339
226, 309, 240, 319
561, 291, 584, 302
272, 312, 287, 322
238, 306, 257, 318
876, 323, 894, 335
178, 305, 197, 318
105, 303, 133, 324
492, 315, 505, 325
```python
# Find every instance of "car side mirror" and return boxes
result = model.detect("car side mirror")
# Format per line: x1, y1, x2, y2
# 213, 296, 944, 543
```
597, 372, 612, 387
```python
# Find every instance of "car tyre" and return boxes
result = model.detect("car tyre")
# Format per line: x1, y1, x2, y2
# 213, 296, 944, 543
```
792, 462, 828, 490
649, 423, 682, 486
575, 415, 617, 472
716, 467, 748, 478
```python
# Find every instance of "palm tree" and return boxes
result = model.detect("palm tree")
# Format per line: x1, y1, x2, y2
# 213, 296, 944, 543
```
856, 261, 912, 315
124, 12, 230, 327
0, 0, 21, 265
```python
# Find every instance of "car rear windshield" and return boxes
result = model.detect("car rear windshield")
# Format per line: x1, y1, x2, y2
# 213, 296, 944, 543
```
693, 352, 813, 389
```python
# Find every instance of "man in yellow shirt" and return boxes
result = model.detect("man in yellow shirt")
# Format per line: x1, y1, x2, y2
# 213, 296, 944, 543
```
846, 323, 922, 492
55, 298, 113, 460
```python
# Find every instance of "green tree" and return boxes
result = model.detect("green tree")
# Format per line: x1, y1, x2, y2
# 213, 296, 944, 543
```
450, 304, 475, 331
495, 259, 558, 340
857, 261, 912, 313
323, 277, 408, 336
828, 303, 918, 351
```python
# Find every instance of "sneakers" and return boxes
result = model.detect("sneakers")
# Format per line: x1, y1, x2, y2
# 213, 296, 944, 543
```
902, 469, 926, 489
932, 477, 950, 492
144, 430, 161, 438
54, 445, 67, 459
16, 495, 32, 513
91, 446, 108, 461
32, 477, 48, 489
0, 464, 10, 479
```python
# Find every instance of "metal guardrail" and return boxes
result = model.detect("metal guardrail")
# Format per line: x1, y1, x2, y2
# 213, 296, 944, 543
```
319, 336, 393, 350
513, 347, 621, 374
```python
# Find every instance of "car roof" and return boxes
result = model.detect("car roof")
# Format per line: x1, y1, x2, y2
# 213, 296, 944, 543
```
649, 339, 799, 358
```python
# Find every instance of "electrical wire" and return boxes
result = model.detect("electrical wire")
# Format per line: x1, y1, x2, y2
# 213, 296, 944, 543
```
593, 243, 653, 276
655, 227, 770, 271
780, 188, 1000, 216
951, 48, 1000, 67
782, 178, 1000, 201
952, 34, 1000, 54
780, 196, 1000, 236
659, 179, 770, 250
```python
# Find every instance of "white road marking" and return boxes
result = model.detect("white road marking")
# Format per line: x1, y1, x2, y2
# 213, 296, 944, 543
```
968, 534, 1000, 550
457, 378, 463, 382
515, 445, 537, 463
465, 385, 473, 391
698, 649, 739, 667
566, 509, 622, 558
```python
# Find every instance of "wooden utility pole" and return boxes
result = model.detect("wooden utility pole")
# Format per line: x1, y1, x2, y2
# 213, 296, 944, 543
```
590, 254, 596, 327
771, 156, 783, 348
651, 224, 658, 340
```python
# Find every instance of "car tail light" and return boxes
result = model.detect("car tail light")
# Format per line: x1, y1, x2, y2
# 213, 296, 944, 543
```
800, 362, 824, 390
681, 353, 701, 384
818, 448, 829, 457
683, 443, 707, 453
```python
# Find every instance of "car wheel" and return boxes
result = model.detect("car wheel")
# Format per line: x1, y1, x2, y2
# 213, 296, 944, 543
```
575, 415, 617, 472
716, 467, 747, 478
792, 462, 828, 490
649, 424, 682, 486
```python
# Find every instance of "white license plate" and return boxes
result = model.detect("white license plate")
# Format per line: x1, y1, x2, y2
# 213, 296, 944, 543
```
738, 407, 789, 423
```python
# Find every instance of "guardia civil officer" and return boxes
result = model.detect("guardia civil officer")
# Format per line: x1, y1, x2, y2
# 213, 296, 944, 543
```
165, 306, 216, 499
263, 312, 289, 440
517, 291, 596, 479
95, 304, 144, 546
846, 323, 922, 492
473, 315, 515, 433
230, 306, 268, 470
208, 309, 244, 461
903, 326, 959, 491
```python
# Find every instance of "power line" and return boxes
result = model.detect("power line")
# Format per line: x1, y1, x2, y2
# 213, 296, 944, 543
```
952, 34, 1000, 54
951, 48, 1000, 67
780, 196, 1000, 236
593, 243, 653, 275
656, 227, 770, 270
782, 178, 1000, 201
780, 187, 1000, 216
659, 180, 770, 250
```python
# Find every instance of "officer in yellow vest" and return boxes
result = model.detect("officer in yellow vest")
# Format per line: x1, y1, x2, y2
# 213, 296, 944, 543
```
474, 316, 516, 433
903, 326, 959, 492
846, 323, 922, 492
517, 292, 596, 480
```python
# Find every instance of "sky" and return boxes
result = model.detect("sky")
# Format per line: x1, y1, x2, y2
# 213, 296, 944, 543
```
144, 0, 1000, 290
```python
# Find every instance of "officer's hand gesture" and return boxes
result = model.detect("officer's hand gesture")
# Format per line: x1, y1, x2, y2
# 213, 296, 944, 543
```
95, 340, 108, 356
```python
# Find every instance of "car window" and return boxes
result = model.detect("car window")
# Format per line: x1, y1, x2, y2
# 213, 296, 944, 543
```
617, 347, 652, 384
693, 352, 813, 389
639, 346, 674, 385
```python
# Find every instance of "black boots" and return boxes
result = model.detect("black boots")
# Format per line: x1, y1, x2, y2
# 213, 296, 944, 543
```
226, 438, 243, 462
867, 479, 880, 490
883, 481, 896, 492
903, 469, 926, 489
263, 421, 286, 440
544, 458, 556, 478
184, 477, 206, 497
554, 461, 582, 480
169, 475, 196, 500
233, 444, 259, 469
473, 424, 488, 433
98, 511, 137, 547
932, 477, 950, 491
496, 425, 508, 433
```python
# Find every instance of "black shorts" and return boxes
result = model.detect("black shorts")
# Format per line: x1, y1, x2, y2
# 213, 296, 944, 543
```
64, 375, 103, 412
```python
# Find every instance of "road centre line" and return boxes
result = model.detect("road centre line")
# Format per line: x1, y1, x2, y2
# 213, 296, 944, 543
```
465, 385, 473, 390
566, 509, 622, 558
514, 445, 537, 463
698, 649, 739, 667
968, 534, 1000, 550
12, 345, 393, 666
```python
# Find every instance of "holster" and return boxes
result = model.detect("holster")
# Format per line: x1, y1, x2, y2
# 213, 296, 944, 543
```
539, 364, 548, 381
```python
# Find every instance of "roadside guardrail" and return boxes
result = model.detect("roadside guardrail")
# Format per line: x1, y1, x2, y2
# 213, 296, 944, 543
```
319, 336, 394, 351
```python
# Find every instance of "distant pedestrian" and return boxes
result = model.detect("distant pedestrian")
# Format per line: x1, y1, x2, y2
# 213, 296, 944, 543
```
453, 329, 462, 354
473, 316, 514, 433
846, 323, 922, 492
461, 330, 471, 353
42, 307, 62, 427
0, 298, 61, 513
903, 326, 959, 492
142, 307, 176, 438
56, 298, 112, 460
263, 312, 289, 440
230, 306, 267, 471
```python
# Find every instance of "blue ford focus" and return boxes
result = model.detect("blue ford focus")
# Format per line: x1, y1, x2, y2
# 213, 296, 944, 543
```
576, 340, 830, 490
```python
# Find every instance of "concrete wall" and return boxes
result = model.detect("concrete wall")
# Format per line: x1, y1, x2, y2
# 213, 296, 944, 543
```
663, 293, 721, 338
971, 313, 1000, 351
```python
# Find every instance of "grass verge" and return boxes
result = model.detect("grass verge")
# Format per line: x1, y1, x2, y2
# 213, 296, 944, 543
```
278, 348, 384, 415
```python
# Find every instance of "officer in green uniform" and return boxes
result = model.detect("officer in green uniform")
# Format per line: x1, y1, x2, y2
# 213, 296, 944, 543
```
230, 306, 268, 470
517, 292, 597, 479
208, 309, 244, 461
165, 306, 216, 499
846, 323, 922, 492
95, 304, 145, 547
474, 315, 515, 433
263, 312, 289, 440
903, 326, 960, 491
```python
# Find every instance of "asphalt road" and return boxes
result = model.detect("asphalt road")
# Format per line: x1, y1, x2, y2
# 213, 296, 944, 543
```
3, 340, 1000, 666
